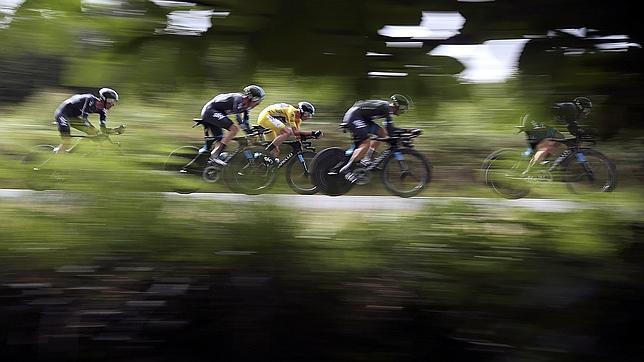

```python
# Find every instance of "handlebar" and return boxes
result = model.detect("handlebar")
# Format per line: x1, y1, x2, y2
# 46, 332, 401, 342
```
284, 138, 315, 150
373, 128, 422, 142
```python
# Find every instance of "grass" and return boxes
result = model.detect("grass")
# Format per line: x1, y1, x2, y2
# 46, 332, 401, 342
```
0, 182, 641, 361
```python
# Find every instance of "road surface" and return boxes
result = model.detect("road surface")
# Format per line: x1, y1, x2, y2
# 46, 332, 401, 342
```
0, 189, 585, 212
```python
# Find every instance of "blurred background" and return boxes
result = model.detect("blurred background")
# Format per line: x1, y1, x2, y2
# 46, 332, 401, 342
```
1, 0, 643, 360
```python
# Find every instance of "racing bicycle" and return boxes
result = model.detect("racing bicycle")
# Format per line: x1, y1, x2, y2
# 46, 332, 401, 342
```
163, 121, 269, 194
310, 127, 431, 198
482, 116, 617, 199
222, 134, 320, 195
21, 125, 126, 190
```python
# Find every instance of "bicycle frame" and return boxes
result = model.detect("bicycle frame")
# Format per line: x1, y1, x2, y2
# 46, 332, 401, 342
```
525, 135, 596, 177
201, 125, 269, 164
275, 139, 316, 169
352, 129, 420, 171
484, 120, 616, 198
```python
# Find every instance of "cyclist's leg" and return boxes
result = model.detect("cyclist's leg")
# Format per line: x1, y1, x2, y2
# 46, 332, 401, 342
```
339, 120, 370, 175
525, 139, 559, 175
204, 113, 235, 162
261, 116, 291, 159
535, 128, 565, 161
534, 128, 564, 162
363, 124, 385, 163
522, 127, 554, 174
202, 126, 217, 152
181, 124, 222, 172
55, 114, 72, 153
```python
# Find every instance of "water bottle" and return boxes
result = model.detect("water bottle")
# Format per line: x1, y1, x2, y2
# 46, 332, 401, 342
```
218, 152, 229, 161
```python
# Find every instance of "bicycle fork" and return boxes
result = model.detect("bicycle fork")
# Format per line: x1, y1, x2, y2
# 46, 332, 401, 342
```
391, 151, 411, 179
296, 153, 310, 175
575, 151, 596, 183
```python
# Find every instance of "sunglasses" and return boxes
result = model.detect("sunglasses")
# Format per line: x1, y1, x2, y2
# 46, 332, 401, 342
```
105, 99, 117, 106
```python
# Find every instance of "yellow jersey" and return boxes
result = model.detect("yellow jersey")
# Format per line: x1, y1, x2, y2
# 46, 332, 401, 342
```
257, 103, 302, 130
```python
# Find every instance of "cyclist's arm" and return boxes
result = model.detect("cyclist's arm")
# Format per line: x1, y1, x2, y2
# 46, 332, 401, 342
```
237, 111, 251, 132
295, 129, 323, 138
80, 97, 91, 122
383, 114, 395, 135
99, 109, 108, 128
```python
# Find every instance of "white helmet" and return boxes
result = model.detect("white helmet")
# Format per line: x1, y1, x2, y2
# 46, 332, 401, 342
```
298, 101, 315, 116
99, 88, 119, 103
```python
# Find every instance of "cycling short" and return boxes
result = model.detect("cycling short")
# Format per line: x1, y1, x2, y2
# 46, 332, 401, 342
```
526, 127, 565, 148
55, 113, 92, 137
200, 111, 234, 140
258, 115, 288, 141
343, 118, 382, 148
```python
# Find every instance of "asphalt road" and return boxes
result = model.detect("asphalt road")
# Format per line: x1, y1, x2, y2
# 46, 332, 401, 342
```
0, 189, 584, 212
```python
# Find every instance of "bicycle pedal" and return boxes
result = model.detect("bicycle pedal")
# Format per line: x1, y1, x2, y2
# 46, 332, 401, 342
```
344, 172, 358, 184
208, 157, 227, 166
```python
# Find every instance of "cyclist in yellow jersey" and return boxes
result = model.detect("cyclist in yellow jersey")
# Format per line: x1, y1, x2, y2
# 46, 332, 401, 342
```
257, 101, 322, 160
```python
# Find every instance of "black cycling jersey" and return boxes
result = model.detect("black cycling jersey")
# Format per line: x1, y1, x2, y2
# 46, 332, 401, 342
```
552, 101, 583, 135
55, 94, 107, 126
342, 100, 395, 133
200, 92, 250, 129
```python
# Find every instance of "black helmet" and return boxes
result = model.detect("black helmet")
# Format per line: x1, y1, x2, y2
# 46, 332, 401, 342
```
390, 94, 410, 113
243, 85, 266, 102
574, 96, 592, 110
298, 101, 315, 116
574, 96, 592, 117
99, 87, 119, 102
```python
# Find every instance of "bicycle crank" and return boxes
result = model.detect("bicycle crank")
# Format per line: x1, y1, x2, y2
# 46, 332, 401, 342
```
202, 165, 223, 183
352, 167, 370, 186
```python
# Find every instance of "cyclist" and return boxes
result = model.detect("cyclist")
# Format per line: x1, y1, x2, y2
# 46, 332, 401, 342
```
257, 101, 323, 162
523, 96, 593, 174
182, 85, 265, 171
54, 87, 122, 153
333, 94, 410, 183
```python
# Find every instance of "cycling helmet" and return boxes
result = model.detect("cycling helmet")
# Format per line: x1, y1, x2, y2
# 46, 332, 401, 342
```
574, 96, 592, 115
298, 101, 315, 117
390, 94, 410, 113
574, 96, 592, 109
99, 87, 119, 103
242, 84, 266, 102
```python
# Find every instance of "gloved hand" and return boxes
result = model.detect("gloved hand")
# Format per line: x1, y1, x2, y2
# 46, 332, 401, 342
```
112, 125, 126, 134
101, 125, 126, 134
312, 130, 323, 138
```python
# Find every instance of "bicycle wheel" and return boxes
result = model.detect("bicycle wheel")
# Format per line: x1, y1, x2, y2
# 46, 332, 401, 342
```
21, 145, 58, 190
285, 151, 318, 195
380, 149, 431, 198
482, 149, 531, 199
562, 148, 617, 194
310, 147, 353, 196
164, 146, 200, 172
223, 146, 277, 195
163, 146, 202, 194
